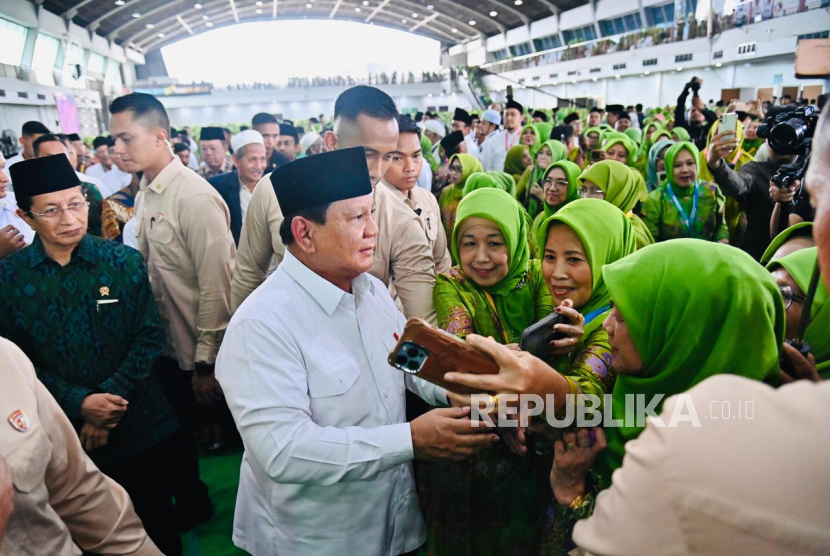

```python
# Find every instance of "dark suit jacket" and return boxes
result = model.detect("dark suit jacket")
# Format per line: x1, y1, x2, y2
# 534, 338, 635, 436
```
209, 171, 244, 246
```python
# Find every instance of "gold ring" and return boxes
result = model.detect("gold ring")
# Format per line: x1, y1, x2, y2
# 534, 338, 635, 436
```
566, 442, 575, 451
491, 394, 499, 409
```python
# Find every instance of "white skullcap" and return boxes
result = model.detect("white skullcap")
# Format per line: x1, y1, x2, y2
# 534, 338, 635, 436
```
231, 129, 264, 153
482, 109, 502, 125
299, 131, 321, 155
424, 120, 446, 138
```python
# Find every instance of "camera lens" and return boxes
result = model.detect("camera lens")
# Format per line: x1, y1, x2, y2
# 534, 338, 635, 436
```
407, 347, 419, 358
396, 355, 408, 366
407, 360, 420, 371
769, 118, 809, 154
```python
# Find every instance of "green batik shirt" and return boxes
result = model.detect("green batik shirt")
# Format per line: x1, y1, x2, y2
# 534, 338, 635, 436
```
0, 234, 177, 466
641, 180, 730, 243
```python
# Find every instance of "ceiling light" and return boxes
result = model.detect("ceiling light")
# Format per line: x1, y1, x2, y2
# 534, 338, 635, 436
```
615, 73, 621, 78
514, 0, 523, 5
451, 28, 458, 33
355, 7, 361, 11
592, 77, 598, 81
114, 0, 125, 5
553, 81, 558, 85
676, 66, 683, 71
306, 3, 312, 7
131, 12, 141, 17
715, 62, 722, 67
194, 3, 202, 8
469, 20, 476, 25
489, 10, 498, 16
428, 93, 433, 97
145, 23, 155, 29
427, 4, 434, 9
205, 21, 214, 26
402, 18, 408, 23
571, 78, 576, 83
157, 33, 165, 38
363, 1, 369, 4
256, 8, 262, 13
256, 0, 263, 4
202, 14, 209, 19
644, 70, 650, 75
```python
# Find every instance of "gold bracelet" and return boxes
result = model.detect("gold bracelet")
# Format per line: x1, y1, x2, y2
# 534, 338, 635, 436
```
569, 493, 586, 510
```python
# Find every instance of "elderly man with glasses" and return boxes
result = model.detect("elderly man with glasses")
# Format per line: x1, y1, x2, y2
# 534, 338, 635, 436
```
0, 154, 181, 555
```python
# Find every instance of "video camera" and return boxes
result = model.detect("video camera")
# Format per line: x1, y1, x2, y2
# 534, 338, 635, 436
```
757, 105, 818, 190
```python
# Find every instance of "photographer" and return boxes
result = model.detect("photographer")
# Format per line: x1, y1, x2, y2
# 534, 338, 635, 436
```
769, 178, 814, 239
674, 77, 717, 150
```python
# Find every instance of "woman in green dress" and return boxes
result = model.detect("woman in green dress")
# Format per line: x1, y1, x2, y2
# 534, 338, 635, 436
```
530, 160, 581, 258
423, 187, 554, 556
641, 141, 729, 243
577, 160, 654, 249
439, 153, 482, 242
767, 247, 829, 379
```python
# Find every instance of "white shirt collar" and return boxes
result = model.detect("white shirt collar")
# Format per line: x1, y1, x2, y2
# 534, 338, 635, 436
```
281, 249, 373, 316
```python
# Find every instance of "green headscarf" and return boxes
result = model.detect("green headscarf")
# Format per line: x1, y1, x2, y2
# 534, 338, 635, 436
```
670, 126, 691, 142
760, 222, 814, 265
584, 127, 602, 141
504, 145, 531, 183
642, 122, 664, 145
536, 198, 637, 320
531, 139, 569, 189
421, 134, 439, 172
451, 189, 531, 317
650, 129, 673, 144
533, 122, 553, 143
597, 240, 784, 483
519, 124, 542, 156
767, 247, 829, 378
646, 139, 675, 191
462, 171, 516, 198
624, 127, 642, 145
540, 160, 581, 218
663, 141, 701, 190
578, 160, 647, 213
602, 135, 638, 166
448, 153, 482, 189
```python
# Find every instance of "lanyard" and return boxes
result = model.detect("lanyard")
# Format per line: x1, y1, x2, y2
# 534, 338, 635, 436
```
583, 305, 611, 325
666, 182, 699, 237
504, 129, 519, 151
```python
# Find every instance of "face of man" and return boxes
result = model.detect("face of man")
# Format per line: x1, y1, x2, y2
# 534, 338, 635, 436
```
326, 114, 399, 187
570, 120, 584, 136
234, 143, 266, 185
21, 186, 88, 249
606, 112, 619, 127
615, 118, 631, 132
94, 145, 112, 169
424, 129, 440, 146
451, 120, 470, 135
36, 141, 72, 165
503, 108, 522, 132
200, 139, 226, 169
71, 140, 86, 158
588, 112, 602, 127
176, 148, 191, 166
255, 123, 280, 158
479, 121, 497, 138
20, 134, 46, 159
277, 136, 298, 162
689, 106, 705, 125
385, 132, 423, 193
110, 111, 169, 174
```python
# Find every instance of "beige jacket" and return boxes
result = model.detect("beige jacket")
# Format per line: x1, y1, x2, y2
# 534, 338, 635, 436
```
232, 173, 437, 323
0, 337, 160, 556
136, 156, 235, 370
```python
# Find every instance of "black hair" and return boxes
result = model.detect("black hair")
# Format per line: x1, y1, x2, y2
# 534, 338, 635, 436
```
173, 142, 190, 154
309, 117, 320, 124
92, 136, 109, 150
550, 125, 574, 143
532, 110, 549, 122
782, 94, 792, 100
32, 134, 67, 156
240, 125, 249, 131
108, 93, 170, 134
252, 113, 279, 127
295, 126, 305, 135
635, 103, 643, 111
67, 133, 81, 142
589, 107, 603, 114
616, 112, 631, 121
278, 203, 331, 246
21, 121, 50, 137
414, 112, 424, 122
334, 85, 398, 122
396, 114, 421, 138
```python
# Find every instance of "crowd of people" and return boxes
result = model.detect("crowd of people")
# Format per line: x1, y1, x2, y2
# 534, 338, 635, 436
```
0, 78, 827, 556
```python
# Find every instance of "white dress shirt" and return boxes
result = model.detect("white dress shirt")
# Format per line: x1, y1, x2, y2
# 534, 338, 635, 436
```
76, 170, 109, 198
217, 249, 447, 556
238, 176, 253, 223
4, 151, 25, 190
417, 156, 433, 191
0, 192, 35, 247
84, 163, 108, 180
481, 128, 521, 172
99, 167, 132, 198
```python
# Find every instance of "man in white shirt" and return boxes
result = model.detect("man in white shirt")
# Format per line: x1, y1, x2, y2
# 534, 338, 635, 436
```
217, 147, 497, 556
451, 108, 480, 159
0, 152, 34, 259
477, 109, 501, 147
480, 99, 524, 172
5, 121, 50, 188
423, 119, 446, 164
85, 136, 115, 180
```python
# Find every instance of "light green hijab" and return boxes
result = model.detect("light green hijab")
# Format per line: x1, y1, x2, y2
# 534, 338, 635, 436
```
760, 222, 814, 265
505, 145, 531, 183
449, 153, 482, 188
520, 124, 543, 156
650, 129, 673, 144
663, 141, 701, 190
540, 160, 581, 218
579, 160, 648, 214
602, 135, 638, 166
462, 171, 517, 198
531, 139, 569, 190
536, 198, 637, 321
624, 127, 643, 145
767, 247, 829, 378
534, 122, 553, 143
597, 240, 784, 483
671, 126, 691, 142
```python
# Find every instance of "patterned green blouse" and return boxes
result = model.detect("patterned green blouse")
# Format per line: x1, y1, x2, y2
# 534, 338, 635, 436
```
641, 180, 730, 243
0, 235, 177, 466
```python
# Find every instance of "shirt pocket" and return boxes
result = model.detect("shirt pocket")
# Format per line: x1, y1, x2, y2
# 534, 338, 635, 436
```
6, 429, 50, 493
307, 360, 361, 399
146, 218, 178, 267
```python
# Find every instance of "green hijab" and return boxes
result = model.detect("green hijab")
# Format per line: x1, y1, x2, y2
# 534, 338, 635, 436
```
531, 139, 569, 188
602, 135, 638, 166
597, 240, 784, 483
534, 122, 553, 143
449, 153, 482, 189
505, 145, 531, 183
462, 171, 517, 198
421, 134, 439, 172
452, 188, 529, 296
760, 222, 814, 265
663, 141, 701, 190
670, 126, 691, 142
520, 124, 543, 156
584, 126, 603, 139
646, 139, 675, 191
767, 247, 829, 378
536, 198, 637, 320
624, 127, 643, 145
540, 160, 581, 218
579, 160, 648, 213
650, 129, 673, 144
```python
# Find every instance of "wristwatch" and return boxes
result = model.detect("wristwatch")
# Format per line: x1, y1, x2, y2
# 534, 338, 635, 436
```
194, 362, 215, 376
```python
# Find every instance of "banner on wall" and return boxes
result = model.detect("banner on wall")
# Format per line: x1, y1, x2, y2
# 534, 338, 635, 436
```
54, 92, 80, 134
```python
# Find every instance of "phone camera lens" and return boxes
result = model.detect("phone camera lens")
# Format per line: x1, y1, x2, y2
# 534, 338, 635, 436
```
396, 355, 408, 366
407, 360, 420, 371
407, 348, 419, 357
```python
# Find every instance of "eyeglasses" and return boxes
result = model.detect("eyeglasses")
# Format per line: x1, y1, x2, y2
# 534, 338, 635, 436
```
449, 165, 463, 173
544, 178, 570, 190
578, 187, 605, 199
779, 285, 807, 309
29, 200, 89, 220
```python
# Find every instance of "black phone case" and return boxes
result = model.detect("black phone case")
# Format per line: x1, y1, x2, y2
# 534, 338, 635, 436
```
520, 313, 571, 359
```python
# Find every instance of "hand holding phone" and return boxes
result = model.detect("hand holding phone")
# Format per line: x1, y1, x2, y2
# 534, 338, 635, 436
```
719, 113, 738, 140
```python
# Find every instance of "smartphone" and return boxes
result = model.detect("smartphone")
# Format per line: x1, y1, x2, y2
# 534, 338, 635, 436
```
520, 313, 571, 360
591, 150, 605, 163
733, 101, 749, 112
719, 113, 737, 139
388, 318, 499, 394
